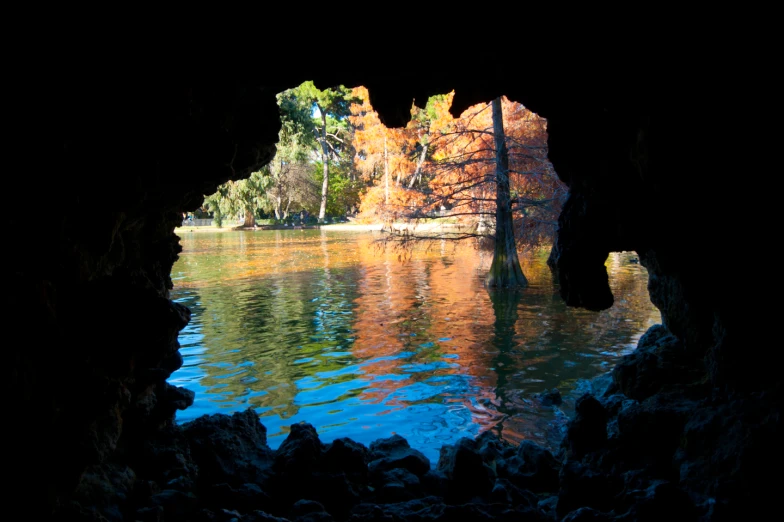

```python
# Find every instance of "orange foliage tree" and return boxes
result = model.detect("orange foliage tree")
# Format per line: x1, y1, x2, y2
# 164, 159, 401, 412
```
352, 91, 566, 258
350, 87, 447, 225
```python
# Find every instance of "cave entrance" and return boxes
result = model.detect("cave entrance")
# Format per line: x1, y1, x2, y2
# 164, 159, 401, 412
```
166, 80, 659, 459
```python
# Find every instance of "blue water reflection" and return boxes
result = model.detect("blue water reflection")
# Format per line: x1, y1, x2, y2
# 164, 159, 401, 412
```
169, 229, 660, 462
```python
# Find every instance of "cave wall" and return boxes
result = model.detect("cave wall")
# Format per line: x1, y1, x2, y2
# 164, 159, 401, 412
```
6, 41, 775, 518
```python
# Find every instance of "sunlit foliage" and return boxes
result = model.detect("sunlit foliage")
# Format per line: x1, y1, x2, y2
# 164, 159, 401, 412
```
351, 90, 566, 254
200, 85, 565, 241
203, 170, 272, 227
280, 81, 360, 222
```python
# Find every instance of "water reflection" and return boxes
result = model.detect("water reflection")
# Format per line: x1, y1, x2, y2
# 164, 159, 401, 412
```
169, 229, 660, 462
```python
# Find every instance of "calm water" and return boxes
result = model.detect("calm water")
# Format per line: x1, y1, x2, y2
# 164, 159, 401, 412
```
169, 228, 660, 462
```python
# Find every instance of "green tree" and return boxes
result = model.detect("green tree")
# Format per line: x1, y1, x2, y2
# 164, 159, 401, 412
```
317, 160, 363, 217
261, 158, 320, 220
279, 81, 358, 222
203, 170, 272, 227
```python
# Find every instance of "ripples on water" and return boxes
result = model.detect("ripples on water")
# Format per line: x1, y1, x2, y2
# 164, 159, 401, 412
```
169, 229, 661, 462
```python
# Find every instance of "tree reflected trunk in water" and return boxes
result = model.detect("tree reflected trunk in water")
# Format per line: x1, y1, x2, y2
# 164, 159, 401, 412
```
487, 288, 523, 421
321, 228, 332, 286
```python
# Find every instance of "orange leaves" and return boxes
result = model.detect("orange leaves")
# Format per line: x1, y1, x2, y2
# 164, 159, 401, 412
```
350, 88, 564, 245
350, 86, 431, 194
357, 184, 427, 222
427, 96, 555, 207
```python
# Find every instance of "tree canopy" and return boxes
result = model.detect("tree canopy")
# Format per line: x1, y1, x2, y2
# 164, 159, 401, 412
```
198, 85, 567, 277
350, 90, 566, 253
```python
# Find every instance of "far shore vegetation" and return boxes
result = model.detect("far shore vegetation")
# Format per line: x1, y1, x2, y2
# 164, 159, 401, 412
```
187, 83, 568, 287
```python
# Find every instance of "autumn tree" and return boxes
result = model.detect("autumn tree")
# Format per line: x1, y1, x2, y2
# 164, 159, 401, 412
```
349, 87, 444, 224
361, 94, 566, 286
486, 97, 527, 288
406, 92, 453, 189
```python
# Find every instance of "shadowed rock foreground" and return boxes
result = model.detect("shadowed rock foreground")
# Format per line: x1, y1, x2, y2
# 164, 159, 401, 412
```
54, 326, 779, 521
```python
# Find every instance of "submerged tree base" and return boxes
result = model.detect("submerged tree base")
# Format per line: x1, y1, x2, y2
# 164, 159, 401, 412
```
486, 251, 529, 288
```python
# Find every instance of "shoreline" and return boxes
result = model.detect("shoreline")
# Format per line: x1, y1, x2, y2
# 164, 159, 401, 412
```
175, 223, 385, 234
175, 222, 469, 234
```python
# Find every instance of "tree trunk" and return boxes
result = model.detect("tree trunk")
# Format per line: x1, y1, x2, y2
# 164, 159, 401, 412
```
242, 209, 255, 228
384, 135, 389, 204
487, 288, 523, 405
274, 193, 282, 220
408, 141, 428, 188
486, 97, 528, 288
317, 106, 330, 222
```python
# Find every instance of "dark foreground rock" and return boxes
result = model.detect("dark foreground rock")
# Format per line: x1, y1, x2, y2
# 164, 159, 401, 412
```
57, 407, 560, 521
51, 322, 782, 522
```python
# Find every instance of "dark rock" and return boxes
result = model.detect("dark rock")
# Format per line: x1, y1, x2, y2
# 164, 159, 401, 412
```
368, 435, 431, 479
243, 512, 290, 522
213, 508, 243, 522
351, 496, 444, 520
614, 480, 697, 522
378, 468, 422, 497
274, 422, 325, 478
672, 387, 784, 521
161, 382, 195, 411
436, 437, 496, 501
348, 503, 401, 521
308, 471, 363, 517
614, 392, 699, 475
183, 408, 275, 488
420, 469, 449, 498
560, 507, 613, 521
475, 430, 517, 462
563, 394, 608, 459
134, 505, 164, 522
323, 437, 370, 484
148, 489, 199, 520
499, 441, 560, 493
132, 424, 198, 486
539, 388, 563, 406
557, 460, 621, 518
490, 478, 539, 509
537, 496, 558, 518
203, 482, 272, 515
164, 474, 195, 492
69, 463, 136, 521
376, 482, 416, 504
611, 324, 701, 401
289, 499, 332, 521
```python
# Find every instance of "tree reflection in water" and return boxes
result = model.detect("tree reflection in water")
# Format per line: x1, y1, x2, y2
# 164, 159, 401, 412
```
169, 229, 660, 462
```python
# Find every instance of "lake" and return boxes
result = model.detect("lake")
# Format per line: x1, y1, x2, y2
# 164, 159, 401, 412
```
169, 228, 660, 462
